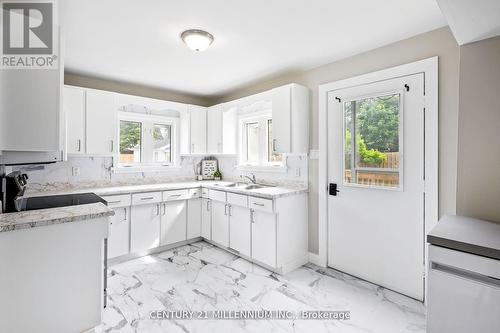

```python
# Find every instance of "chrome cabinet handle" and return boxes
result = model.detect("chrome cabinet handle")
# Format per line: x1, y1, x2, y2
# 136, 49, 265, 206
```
169, 194, 182, 198
228, 204, 233, 216
162, 203, 166, 216
110, 140, 114, 153
272, 139, 277, 151
206, 200, 211, 211
253, 202, 265, 207
77, 139, 81, 152
250, 209, 255, 223
141, 197, 155, 200
107, 200, 121, 204
191, 143, 195, 153
122, 207, 127, 222
224, 203, 228, 216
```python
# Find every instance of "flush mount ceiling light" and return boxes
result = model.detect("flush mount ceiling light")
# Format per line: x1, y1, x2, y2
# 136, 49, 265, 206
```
180, 29, 214, 52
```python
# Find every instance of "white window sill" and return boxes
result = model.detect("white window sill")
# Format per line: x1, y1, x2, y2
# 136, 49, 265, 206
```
112, 165, 182, 174
235, 164, 288, 173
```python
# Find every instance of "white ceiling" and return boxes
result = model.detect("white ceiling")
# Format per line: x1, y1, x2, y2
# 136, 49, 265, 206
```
436, 0, 500, 45
61, 0, 446, 97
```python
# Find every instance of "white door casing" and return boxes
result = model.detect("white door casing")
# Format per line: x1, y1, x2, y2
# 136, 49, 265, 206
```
327, 73, 425, 300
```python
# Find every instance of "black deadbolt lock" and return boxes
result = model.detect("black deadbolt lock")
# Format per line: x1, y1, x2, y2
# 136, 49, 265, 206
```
329, 183, 340, 196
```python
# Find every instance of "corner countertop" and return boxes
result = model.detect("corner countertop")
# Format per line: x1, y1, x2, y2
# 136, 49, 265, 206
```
427, 215, 500, 260
0, 203, 114, 233
24, 181, 309, 199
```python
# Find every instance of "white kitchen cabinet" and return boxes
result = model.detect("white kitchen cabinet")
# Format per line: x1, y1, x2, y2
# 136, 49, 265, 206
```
86, 89, 117, 155
222, 103, 238, 154
211, 200, 229, 247
228, 204, 251, 257
64, 86, 86, 154
130, 203, 161, 252
189, 105, 207, 154
187, 198, 202, 239
108, 206, 130, 258
201, 198, 212, 239
207, 104, 223, 154
251, 209, 277, 267
160, 200, 187, 245
271, 83, 309, 154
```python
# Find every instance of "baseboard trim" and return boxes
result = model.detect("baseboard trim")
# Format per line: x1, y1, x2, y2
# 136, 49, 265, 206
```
308, 252, 327, 267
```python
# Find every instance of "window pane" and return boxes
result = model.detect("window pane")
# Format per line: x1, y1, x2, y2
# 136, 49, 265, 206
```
153, 123, 172, 163
344, 93, 401, 188
246, 122, 259, 164
267, 119, 283, 163
119, 120, 141, 164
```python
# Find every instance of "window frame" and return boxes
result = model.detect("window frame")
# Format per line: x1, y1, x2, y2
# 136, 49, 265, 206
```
341, 89, 404, 191
239, 111, 284, 168
116, 111, 179, 170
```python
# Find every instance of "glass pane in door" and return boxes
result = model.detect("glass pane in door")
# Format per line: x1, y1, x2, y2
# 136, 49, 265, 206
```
343, 93, 401, 188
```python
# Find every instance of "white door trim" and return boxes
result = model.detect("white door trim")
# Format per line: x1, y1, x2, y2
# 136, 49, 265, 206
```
317, 57, 438, 274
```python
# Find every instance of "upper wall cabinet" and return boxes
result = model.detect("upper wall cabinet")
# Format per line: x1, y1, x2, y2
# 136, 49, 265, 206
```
207, 104, 223, 154
222, 102, 239, 155
86, 90, 117, 155
271, 84, 309, 154
189, 105, 207, 154
64, 87, 86, 155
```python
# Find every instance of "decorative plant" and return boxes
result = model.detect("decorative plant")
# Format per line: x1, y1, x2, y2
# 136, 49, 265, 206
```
213, 170, 222, 179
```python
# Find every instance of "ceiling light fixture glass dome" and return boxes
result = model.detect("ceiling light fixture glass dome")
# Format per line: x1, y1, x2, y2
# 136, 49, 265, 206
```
180, 29, 214, 52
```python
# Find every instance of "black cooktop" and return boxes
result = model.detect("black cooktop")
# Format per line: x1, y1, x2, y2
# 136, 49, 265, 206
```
20, 193, 107, 211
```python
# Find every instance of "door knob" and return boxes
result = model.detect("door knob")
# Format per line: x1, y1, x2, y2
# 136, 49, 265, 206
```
329, 183, 340, 196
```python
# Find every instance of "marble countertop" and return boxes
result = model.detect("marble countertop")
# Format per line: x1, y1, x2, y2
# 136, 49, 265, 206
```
0, 203, 114, 233
427, 215, 500, 260
25, 181, 308, 199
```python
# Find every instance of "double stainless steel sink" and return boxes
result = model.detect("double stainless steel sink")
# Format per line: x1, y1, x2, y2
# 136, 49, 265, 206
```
213, 182, 275, 190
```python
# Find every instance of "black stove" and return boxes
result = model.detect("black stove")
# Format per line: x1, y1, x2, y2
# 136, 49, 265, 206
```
20, 193, 107, 211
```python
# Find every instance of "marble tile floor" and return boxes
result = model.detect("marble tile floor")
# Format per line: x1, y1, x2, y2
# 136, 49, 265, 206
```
95, 241, 425, 333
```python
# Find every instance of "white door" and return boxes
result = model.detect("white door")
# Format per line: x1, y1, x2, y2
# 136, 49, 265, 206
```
229, 205, 251, 257
189, 105, 207, 154
211, 201, 229, 247
201, 199, 212, 239
130, 203, 161, 252
108, 207, 130, 258
327, 74, 425, 300
187, 199, 202, 239
251, 209, 277, 267
207, 104, 223, 154
86, 90, 116, 155
160, 201, 187, 245
64, 86, 86, 154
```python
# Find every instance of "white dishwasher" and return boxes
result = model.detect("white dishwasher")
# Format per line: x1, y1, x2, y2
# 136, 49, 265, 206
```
427, 215, 500, 333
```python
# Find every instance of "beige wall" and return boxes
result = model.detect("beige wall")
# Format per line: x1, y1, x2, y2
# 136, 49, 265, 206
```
456, 36, 500, 223
215, 27, 460, 253
64, 72, 212, 106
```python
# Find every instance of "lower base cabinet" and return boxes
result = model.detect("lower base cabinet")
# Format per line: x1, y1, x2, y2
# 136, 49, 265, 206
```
211, 200, 229, 247
108, 206, 130, 258
131, 203, 161, 252
229, 205, 251, 257
201, 198, 211, 239
187, 198, 202, 239
251, 210, 277, 267
160, 201, 187, 246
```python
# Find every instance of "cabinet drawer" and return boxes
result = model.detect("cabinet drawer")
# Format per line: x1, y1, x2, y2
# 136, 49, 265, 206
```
132, 192, 162, 205
162, 189, 189, 201
227, 193, 248, 208
201, 187, 209, 198
187, 188, 202, 199
209, 189, 226, 202
248, 197, 273, 212
102, 194, 131, 208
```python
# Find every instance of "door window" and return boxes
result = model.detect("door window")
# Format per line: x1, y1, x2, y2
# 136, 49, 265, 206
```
343, 92, 402, 189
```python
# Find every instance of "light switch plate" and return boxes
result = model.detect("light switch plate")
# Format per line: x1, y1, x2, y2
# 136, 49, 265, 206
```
72, 167, 81, 177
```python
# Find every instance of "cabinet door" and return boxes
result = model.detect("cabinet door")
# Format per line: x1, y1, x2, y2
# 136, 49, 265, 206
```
229, 205, 251, 257
222, 103, 238, 154
130, 203, 161, 252
86, 90, 116, 155
271, 85, 291, 153
160, 201, 187, 246
189, 105, 207, 154
251, 210, 277, 267
64, 86, 86, 154
201, 198, 212, 239
187, 198, 202, 239
207, 104, 223, 154
211, 200, 229, 247
108, 207, 130, 258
